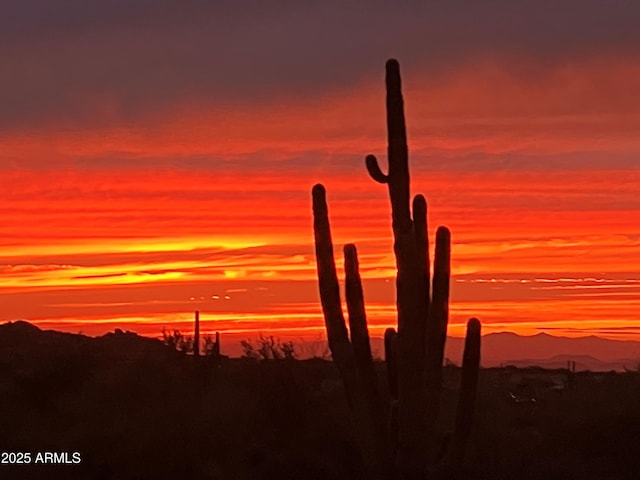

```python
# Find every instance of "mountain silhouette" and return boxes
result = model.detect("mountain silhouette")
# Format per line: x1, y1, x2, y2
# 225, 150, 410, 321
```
442, 331, 640, 370
3, 321, 639, 371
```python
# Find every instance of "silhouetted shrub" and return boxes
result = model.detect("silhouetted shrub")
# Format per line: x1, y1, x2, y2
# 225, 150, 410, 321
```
161, 328, 193, 354
240, 335, 297, 360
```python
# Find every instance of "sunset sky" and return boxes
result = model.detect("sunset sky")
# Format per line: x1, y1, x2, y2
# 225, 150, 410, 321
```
2, 1, 639, 348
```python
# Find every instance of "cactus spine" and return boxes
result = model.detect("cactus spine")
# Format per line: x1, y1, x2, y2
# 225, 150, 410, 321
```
312, 59, 481, 479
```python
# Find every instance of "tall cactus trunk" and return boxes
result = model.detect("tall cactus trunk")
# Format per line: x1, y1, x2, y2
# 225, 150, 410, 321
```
194, 310, 200, 358
366, 58, 428, 478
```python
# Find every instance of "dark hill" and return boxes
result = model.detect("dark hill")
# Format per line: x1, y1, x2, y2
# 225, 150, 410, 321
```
0, 320, 168, 360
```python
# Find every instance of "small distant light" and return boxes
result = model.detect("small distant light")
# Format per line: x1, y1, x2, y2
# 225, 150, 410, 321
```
189, 297, 195, 301
212, 295, 220, 300
224, 295, 230, 300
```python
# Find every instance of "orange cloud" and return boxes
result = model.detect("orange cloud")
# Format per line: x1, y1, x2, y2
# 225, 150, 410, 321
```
2, 54, 639, 343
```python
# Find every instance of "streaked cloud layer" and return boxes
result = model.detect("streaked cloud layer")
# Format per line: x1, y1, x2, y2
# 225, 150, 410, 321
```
1, 1, 639, 344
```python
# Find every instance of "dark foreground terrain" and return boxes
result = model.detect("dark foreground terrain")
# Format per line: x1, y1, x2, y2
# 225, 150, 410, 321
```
1, 321, 639, 480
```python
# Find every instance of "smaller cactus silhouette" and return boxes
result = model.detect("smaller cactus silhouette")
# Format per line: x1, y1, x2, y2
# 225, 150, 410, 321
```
194, 310, 200, 358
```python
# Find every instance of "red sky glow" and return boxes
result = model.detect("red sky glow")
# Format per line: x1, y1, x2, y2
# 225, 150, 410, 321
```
2, 1, 639, 352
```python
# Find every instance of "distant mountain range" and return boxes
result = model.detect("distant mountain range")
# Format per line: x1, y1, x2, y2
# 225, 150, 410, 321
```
2, 321, 640, 372
441, 332, 640, 371
366, 331, 640, 372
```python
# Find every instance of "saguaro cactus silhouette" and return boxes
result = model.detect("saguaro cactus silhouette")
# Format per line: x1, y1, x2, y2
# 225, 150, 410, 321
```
312, 59, 481, 479
194, 310, 200, 358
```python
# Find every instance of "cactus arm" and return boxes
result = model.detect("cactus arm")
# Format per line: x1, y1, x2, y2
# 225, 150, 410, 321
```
344, 244, 378, 395
311, 184, 360, 405
424, 226, 451, 433
450, 317, 481, 464
312, 184, 392, 479
344, 243, 393, 476
412, 195, 429, 302
412, 194, 430, 362
365, 154, 390, 184
430, 226, 451, 383
312, 183, 349, 345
